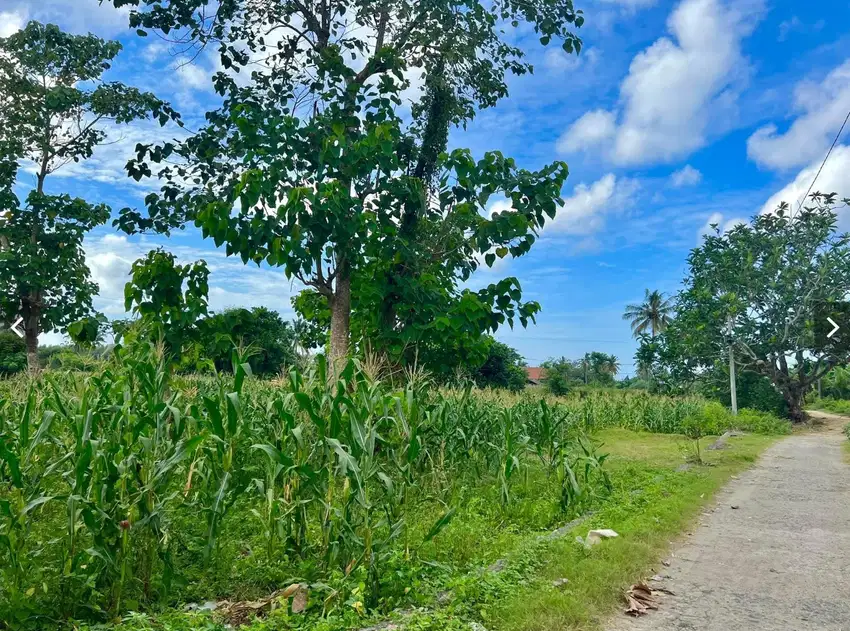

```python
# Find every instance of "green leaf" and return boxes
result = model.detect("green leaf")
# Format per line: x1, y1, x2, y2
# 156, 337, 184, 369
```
423, 507, 456, 543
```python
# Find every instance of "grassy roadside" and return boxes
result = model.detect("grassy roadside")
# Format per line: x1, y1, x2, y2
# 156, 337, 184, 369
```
76, 429, 779, 631
484, 429, 778, 631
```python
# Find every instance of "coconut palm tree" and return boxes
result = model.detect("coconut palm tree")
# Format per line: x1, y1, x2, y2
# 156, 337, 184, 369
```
623, 289, 674, 338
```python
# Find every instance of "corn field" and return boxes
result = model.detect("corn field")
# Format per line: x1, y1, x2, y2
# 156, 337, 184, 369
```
0, 343, 739, 629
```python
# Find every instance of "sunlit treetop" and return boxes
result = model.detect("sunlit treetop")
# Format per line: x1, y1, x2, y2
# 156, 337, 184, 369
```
107, 0, 584, 124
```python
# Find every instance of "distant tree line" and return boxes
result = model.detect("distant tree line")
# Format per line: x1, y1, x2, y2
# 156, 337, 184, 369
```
0, 305, 531, 391
541, 352, 620, 395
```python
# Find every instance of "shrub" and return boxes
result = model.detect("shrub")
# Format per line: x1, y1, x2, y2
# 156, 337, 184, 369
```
809, 397, 850, 415
696, 401, 731, 435
200, 307, 299, 376
683, 402, 790, 437
699, 368, 788, 417
473, 340, 527, 392
0, 331, 26, 375
679, 414, 709, 463
732, 408, 792, 435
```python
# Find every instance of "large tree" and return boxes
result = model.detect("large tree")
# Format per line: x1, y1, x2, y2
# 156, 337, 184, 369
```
0, 22, 179, 372
107, 0, 583, 367
654, 193, 850, 421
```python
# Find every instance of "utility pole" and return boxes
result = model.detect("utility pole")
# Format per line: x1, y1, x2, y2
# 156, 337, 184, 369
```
728, 317, 738, 415
729, 348, 738, 415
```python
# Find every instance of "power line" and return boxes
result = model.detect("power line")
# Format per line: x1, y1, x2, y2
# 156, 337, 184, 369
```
797, 107, 850, 211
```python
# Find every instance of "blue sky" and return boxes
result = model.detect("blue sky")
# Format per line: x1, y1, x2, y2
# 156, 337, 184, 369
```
2, 0, 849, 374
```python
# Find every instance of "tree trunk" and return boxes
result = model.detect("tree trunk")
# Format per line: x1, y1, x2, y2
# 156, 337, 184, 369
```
783, 387, 807, 423
24, 306, 39, 375
329, 263, 351, 372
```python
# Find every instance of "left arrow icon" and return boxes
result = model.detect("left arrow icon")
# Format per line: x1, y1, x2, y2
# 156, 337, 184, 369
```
11, 317, 25, 339
827, 316, 840, 339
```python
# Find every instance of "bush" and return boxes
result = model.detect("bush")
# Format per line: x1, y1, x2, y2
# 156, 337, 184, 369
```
732, 408, 792, 435
200, 307, 299, 376
685, 402, 790, 436
473, 340, 526, 392
696, 401, 731, 435
0, 330, 26, 375
699, 367, 788, 417
809, 397, 850, 415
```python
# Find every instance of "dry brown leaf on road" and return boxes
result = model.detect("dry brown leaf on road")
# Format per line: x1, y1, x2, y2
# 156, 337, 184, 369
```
624, 582, 661, 617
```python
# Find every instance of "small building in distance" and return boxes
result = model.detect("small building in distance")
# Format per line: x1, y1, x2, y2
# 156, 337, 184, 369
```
525, 366, 546, 386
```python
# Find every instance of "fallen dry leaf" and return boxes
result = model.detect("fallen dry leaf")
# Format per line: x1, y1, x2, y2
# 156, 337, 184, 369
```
624, 580, 675, 617
624, 582, 658, 616
215, 583, 310, 625
280, 583, 301, 599
291, 585, 309, 614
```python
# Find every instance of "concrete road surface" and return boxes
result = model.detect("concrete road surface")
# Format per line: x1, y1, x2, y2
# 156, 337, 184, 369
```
608, 411, 850, 631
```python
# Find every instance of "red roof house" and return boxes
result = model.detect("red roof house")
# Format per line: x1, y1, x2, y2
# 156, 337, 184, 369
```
525, 366, 546, 385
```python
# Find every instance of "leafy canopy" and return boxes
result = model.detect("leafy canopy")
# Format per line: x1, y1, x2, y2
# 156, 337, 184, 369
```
109, 0, 579, 365
201, 307, 300, 375
623, 289, 673, 338
542, 352, 620, 395
0, 22, 180, 343
123, 249, 210, 358
473, 338, 527, 391
647, 193, 850, 419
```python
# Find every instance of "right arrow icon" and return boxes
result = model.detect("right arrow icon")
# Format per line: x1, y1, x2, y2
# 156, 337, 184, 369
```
827, 316, 840, 339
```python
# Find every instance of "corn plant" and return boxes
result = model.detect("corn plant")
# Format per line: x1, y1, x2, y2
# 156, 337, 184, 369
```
193, 357, 253, 560
529, 399, 569, 474
492, 407, 528, 507
0, 390, 58, 626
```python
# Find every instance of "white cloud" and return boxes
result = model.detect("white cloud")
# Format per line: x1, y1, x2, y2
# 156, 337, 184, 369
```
614, 0, 759, 164
2, 1, 130, 37
777, 16, 801, 42
20, 119, 189, 192
546, 173, 639, 236
597, 0, 658, 8
747, 60, 850, 170
560, 0, 761, 166
670, 164, 702, 187
758, 145, 850, 220
544, 46, 600, 74
83, 232, 302, 320
557, 109, 616, 154
142, 42, 170, 63
777, 16, 824, 42
697, 212, 746, 242
0, 11, 25, 37
175, 61, 214, 92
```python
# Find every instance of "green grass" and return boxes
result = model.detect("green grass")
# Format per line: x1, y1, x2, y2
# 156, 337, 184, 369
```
482, 429, 777, 631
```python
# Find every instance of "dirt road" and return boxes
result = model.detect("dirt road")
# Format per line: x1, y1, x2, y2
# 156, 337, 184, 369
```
609, 411, 850, 631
